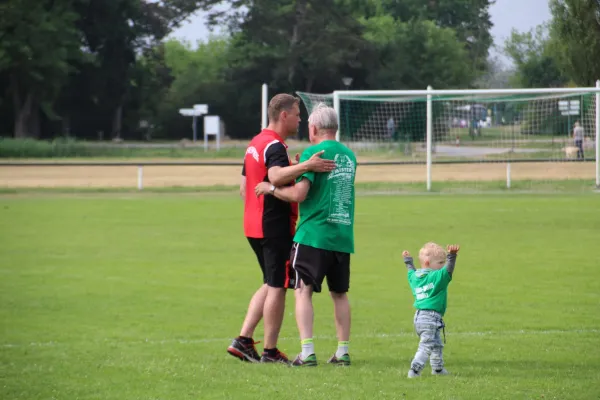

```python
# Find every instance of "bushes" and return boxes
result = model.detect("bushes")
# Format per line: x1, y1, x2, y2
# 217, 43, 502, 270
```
0, 138, 246, 159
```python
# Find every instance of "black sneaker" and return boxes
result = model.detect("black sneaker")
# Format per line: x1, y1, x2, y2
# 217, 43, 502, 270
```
291, 353, 318, 367
327, 353, 351, 366
227, 337, 260, 363
260, 348, 291, 365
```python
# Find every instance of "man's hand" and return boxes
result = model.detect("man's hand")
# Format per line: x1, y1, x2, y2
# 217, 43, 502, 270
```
294, 153, 300, 164
304, 150, 336, 172
402, 250, 411, 257
447, 244, 460, 254
255, 182, 272, 197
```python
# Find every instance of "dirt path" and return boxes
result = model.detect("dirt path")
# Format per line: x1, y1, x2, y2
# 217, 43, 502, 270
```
0, 162, 595, 188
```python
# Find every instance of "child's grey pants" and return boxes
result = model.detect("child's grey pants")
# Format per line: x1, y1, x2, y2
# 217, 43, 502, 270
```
410, 309, 445, 372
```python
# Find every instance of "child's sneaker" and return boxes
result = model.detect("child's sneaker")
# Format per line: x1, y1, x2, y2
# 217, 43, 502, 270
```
327, 353, 351, 366
432, 368, 450, 375
407, 368, 421, 378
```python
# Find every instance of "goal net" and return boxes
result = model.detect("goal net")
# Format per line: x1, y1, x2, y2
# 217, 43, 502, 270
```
296, 88, 599, 193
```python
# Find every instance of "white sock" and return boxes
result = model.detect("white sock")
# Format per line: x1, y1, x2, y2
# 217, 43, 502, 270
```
335, 341, 349, 358
301, 338, 314, 359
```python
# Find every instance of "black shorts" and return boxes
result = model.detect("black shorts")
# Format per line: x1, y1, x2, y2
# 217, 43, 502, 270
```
289, 242, 350, 294
247, 236, 293, 288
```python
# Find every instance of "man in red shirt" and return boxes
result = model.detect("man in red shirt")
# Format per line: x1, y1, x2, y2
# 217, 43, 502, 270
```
227, 94, 335, 364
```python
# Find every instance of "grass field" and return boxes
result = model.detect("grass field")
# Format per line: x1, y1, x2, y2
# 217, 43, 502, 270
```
1, 193, 600, 400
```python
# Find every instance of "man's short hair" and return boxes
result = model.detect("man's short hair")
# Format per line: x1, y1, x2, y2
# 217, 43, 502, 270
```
268, 94, 299, 122
308, 102, 338, 131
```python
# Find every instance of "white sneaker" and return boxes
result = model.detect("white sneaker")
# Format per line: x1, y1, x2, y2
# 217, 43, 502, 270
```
432, 368, 449, 375
407, 369, 421, 378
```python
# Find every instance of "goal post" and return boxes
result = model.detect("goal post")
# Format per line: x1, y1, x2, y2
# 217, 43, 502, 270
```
297, 84, 600, 193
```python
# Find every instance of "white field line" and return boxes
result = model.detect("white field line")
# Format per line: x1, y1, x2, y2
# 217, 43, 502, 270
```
2, 328, 598, 349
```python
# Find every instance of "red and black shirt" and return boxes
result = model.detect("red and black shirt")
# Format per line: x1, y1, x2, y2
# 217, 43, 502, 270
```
242, 129, 298, 238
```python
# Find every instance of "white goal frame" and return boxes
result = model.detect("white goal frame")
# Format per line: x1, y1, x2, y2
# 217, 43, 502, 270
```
332, 82, 600, 191
261, 81, 600, 191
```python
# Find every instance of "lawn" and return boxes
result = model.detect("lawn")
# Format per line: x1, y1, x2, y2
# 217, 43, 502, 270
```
1, 193, 599, 400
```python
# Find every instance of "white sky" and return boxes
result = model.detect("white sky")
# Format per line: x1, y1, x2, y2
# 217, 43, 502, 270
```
169, 0, 553, 64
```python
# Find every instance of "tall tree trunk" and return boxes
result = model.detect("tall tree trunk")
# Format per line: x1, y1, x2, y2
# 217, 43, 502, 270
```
13, 91, 34, 139
112, 103, 123, 140
288, 0, 307, 85
305, 76, 314, 92
28, 104, 40, 139
62, 114, 71, 138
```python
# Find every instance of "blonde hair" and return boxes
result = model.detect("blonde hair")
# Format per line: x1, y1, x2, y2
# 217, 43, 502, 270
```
419, 242, 446, 264
268, 94, 299, 122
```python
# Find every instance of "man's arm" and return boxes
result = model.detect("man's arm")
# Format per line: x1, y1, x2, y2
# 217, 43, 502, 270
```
268, 178, 311, 203
240, 164, 246, 201
268, 163, 310, 187
240, 176, 246, 201
266, 144, 334, 187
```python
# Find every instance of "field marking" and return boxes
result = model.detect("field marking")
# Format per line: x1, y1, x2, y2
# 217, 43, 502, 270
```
2, 328, 598, 349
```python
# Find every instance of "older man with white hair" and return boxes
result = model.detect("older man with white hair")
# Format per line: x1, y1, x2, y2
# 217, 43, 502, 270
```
255, 103, 357, 367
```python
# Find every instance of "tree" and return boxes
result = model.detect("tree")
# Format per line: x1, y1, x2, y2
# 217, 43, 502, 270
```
56, 0, 209, 140
550, 0, 600, 86
153, 38, 231, 139
361, 17, 472, 89
377, 0, 494, 77
0, 0, 80, 138
473, 56, 514, 89
503, 25, 568, 88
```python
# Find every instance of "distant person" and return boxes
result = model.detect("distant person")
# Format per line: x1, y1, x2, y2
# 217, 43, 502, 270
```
387, 117, 395, 140
402, 243, 460, 378
573, 121, 585, 160
227, 94, 335, 364
255, 103, 357, 367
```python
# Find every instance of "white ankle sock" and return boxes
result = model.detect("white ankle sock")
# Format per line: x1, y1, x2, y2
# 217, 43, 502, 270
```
335, 341, 349, 358
301, 338, 314, 359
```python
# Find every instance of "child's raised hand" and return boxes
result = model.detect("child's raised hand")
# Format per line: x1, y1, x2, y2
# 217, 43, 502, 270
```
447, 244, 460, 254
402, 250, 411, 257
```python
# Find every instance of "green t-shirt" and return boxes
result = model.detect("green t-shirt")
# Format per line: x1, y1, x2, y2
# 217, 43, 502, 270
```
407, 267, 452, 316
293, 140, 357, 254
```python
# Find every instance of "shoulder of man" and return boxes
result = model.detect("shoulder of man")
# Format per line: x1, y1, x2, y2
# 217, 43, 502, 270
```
299, 144, 321, 163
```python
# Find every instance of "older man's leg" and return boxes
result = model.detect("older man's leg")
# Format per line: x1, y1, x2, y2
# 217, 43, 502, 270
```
295, 281, 315, 359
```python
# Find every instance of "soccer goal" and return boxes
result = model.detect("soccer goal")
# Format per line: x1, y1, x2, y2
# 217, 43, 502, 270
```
295, 83, 600, 193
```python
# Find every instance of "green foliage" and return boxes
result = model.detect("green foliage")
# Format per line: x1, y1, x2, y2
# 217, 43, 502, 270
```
361, 18, 472, 89
0, 138, 246, 158
549, 0, 600, 86
504, 25, 568, 88
0, 0, 81, 137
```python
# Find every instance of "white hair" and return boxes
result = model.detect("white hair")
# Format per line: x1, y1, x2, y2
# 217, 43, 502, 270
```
308, 103, 338, 131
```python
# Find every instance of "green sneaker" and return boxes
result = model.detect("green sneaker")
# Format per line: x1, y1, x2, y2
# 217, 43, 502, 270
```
327, 353, 351, 366
291, 353, 318, 367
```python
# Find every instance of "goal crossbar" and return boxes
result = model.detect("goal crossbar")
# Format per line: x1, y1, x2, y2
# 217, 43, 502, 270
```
327, 82, 600, 191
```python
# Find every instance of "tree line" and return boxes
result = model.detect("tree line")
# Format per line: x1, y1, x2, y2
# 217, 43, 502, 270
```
0, 0, 597, 141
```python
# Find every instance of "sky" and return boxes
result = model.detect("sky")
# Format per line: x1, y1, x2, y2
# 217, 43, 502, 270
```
169, 0, 553, 64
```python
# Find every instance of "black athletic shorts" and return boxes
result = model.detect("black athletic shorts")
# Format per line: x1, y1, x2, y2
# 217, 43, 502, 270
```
288, 242, 350, 294
247, 236, 293, 288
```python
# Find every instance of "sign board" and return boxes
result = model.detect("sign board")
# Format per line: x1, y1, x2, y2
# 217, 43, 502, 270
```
179, 108, 204, 117
558, 100, 580, 116
194, 104, 208, 114
203, 115, 221, 151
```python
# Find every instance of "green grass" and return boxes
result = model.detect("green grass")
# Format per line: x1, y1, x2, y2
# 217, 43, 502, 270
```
0, 178, 597, 195
1, 194, 600, 399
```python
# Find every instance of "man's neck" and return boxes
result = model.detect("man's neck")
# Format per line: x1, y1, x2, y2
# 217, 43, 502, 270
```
266, 124, 287, 140
314, 135, 336, 144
